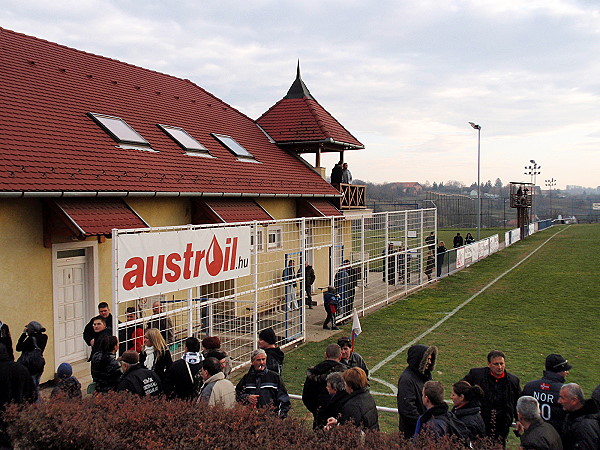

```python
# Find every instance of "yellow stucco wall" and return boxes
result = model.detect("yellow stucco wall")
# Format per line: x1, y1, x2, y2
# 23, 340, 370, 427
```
0, 199, 54, 381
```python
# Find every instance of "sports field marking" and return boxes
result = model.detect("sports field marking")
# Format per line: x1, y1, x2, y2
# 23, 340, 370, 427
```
369, 226, 567, 378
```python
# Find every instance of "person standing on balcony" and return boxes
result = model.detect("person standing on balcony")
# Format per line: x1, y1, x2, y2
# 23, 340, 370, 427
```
331, 161, 343, 184
341, 162, 352, 184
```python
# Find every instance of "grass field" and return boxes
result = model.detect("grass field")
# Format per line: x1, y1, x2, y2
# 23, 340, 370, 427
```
268, 223, 600, 440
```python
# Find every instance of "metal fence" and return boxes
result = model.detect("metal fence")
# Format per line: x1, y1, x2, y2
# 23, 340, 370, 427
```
112, 208, 437, 372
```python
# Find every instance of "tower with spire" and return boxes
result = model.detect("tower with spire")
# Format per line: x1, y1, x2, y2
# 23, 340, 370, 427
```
257, 62, 364, 173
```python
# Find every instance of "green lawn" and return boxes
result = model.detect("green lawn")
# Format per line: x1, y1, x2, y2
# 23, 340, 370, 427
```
275, 224, 600, 439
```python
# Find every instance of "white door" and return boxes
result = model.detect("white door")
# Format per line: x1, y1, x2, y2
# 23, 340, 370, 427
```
55, 250, 88, 362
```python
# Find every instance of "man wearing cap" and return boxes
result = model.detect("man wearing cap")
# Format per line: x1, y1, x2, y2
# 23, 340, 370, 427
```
522, 354, 572, 433
116, 351, 162, 396
258, 328, 284, 376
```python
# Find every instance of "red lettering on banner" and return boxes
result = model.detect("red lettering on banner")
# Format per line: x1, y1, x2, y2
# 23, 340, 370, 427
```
123, 257, 145, 290
121, 231, 246, 292
145, 255, 165, 286
206, 236, 223, 276
165, 252, 182, 282
182, 243, 194, 279
193, 249, 206, 277
223, 238, 232, 272
230, 237, 238, 270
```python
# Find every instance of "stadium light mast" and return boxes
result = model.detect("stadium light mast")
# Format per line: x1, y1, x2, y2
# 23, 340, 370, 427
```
524, 160, 541, 222
545, 177, 557, 219
469, 122, 481, 240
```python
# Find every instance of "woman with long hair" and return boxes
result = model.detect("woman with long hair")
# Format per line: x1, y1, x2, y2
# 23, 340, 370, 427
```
326, 367, 379, 431
140, 328, 172, 381
451, 380, 486, 440
90, 335, 121, 393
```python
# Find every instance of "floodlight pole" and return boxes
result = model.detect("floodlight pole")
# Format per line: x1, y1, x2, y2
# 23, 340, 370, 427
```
469, 122, 481, 240
545, 177, 556, 218
524, 160, 541, 222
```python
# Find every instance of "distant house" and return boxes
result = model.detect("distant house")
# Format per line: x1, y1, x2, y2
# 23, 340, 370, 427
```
390, 182, 423, 195
0, 28, 364, 378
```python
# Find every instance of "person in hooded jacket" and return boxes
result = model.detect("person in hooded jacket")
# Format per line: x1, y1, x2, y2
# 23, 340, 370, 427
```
451, 380, 486, 441
302, 343, 348, 428
16, 321, 48, 390
163, 336, 203, 400
558, 383, 600, 450
326, 367, 378, 431
396, 343, 438, 439
258, 328, 284, 376
0, 343, 36, 447
90, 335, 122, 393
50, 363, 82, 400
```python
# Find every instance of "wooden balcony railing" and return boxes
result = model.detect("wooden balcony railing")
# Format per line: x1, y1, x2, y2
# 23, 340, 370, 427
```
332, 183, 366, 209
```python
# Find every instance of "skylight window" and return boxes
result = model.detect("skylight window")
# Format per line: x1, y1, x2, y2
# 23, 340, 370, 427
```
158, 124, 209, 154
88, 113, 149, 146
212, 133, 254, 159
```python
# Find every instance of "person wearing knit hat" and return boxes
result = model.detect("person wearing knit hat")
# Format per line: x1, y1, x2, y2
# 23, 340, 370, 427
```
51, 363, 81, 400
522, 353, 572, 433
258, 328, 284, 375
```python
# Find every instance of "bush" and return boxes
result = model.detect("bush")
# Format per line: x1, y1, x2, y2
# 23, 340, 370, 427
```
4, 393, 503, 449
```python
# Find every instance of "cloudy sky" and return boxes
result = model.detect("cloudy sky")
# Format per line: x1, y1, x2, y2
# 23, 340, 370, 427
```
2, 0, 599, 189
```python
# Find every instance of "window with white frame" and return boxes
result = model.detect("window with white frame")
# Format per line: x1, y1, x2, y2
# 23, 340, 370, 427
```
251, 228, 264, 252
267, 227, 282, 250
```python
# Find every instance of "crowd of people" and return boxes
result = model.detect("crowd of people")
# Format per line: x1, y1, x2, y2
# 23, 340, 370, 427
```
2, 306, 600, 450
396, 346, 600, 449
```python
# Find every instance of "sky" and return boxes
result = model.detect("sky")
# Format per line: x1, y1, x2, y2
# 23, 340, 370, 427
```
1, 0, 599, 190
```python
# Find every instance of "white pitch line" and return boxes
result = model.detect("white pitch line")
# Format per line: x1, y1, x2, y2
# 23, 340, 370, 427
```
370, 226, 567, 376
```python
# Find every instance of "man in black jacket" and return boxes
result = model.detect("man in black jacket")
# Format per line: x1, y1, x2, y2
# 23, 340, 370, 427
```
558, 383, 600, 449
396, 343, 438, 439
515, 396, 563, 450
83, 302, 114, 347
302, 343, 348, 428
462, 350, 521, 443
236, 349, 290, 418
163, 337, 203, 400
116, 351, 162, 396
522, 353, 572, 433
298, 261, 316, 309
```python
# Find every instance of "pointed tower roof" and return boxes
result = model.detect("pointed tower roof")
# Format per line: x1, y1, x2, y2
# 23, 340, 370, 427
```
257, 63, 363, 152
284, 61, 314, 99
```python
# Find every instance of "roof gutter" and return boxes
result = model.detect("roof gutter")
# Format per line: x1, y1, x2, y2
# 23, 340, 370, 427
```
277, 138, 364, 150
0, 191, 341, 199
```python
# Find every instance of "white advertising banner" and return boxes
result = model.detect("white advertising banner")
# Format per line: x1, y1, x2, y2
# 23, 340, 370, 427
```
489, 234, 499, 253
116, 227, 251, 301
505, 231, 511, 246
471, 241, 480, 262
456, 247, 465, 269
479, 239, 489, 258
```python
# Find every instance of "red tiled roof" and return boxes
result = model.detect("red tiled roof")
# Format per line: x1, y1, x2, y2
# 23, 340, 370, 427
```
257, 97, 363, 148
304, 199, 342, 217
53, 198, 148, 236
201, 199, 274, 223
0, 28, 340, 198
